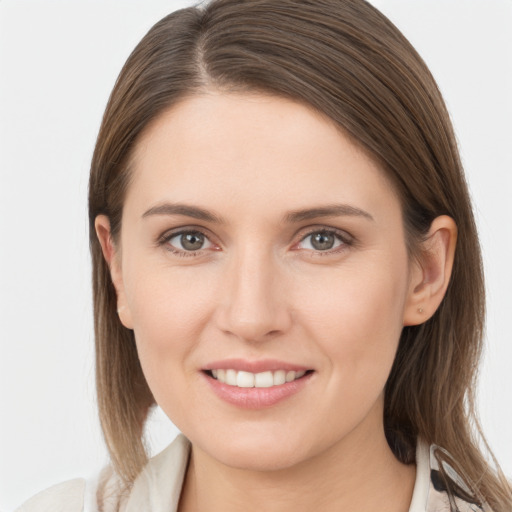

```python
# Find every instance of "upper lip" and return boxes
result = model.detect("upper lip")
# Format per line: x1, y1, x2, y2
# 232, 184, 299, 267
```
204, 358, 312, 373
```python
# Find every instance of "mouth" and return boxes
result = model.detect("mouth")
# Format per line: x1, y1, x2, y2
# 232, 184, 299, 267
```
201, 358, 315, 408
204, 368, 314, 388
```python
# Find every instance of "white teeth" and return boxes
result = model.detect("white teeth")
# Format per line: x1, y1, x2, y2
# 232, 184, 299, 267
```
254, 371, 273, 388
273, 370, 286, 385
211, 369, 309, 388
226, 369, 237, 386
237, 371, 255, 388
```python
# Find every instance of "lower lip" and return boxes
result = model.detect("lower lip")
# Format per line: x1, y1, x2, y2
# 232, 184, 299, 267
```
203, 371, 313, 409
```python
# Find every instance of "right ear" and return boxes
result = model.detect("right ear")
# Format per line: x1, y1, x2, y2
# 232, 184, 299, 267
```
94, 215, 133, 329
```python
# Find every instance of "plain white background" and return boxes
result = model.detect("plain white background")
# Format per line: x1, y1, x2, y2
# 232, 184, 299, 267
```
0, 1, 511, 510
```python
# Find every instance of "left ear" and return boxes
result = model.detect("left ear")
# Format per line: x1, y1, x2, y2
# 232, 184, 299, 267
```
403, 215, 457, 326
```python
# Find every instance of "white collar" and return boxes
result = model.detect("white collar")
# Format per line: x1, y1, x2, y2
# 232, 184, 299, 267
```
409, 439, 431, 512
123, 434, 190, 512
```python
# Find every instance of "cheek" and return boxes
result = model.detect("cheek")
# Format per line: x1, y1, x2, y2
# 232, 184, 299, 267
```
299, 254, 409, 378
124, 271, 214, 429
121, 260, 214, 386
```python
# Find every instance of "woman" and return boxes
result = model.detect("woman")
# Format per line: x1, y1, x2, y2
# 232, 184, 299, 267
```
16, 0, 511, 511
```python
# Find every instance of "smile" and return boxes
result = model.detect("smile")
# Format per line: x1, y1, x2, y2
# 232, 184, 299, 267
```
208, 369, 308, 388
202, 359, 314, 408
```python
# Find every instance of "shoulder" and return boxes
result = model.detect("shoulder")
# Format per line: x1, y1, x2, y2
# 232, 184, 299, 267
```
14, 466, 125, 512
14, 478, 86, 512
14, 434, 191, 512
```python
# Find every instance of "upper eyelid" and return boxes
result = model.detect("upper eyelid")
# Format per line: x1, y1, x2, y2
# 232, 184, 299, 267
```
296, 225, 353, 245
159, 225, 216, 243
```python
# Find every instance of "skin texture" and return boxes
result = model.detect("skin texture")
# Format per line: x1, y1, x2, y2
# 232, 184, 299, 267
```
96, 91, 457, 512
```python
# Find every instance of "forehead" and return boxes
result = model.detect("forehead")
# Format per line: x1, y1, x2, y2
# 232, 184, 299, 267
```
126, 92, 400, 222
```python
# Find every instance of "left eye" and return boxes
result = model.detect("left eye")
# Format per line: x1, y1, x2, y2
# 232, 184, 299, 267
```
298, 230, 346, 251
166, 231, 214, 252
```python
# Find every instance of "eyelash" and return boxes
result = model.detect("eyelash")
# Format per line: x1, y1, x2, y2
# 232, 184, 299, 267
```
158, 227, 354, 258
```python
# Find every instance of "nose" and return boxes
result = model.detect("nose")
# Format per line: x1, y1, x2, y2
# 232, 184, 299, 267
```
215, 245, 292, 343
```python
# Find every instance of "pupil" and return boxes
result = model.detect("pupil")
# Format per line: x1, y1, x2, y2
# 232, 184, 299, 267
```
182, 232, 204, 250
312, 232, 334, 250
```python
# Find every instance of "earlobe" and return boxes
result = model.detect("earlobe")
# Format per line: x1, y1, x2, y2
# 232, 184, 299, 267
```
403, 215, 457, 326
94, 215, 134, 329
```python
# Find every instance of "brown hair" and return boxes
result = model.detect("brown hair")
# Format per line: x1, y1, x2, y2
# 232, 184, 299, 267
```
88, 0, 512, 509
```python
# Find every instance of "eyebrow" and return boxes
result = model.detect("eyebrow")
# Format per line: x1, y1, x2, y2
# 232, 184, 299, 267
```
142, 202, 374, 224
283, 204, 374, 223
142, 203, 227, 224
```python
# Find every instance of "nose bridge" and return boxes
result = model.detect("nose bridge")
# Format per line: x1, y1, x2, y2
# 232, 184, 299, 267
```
219, 241, 290, 342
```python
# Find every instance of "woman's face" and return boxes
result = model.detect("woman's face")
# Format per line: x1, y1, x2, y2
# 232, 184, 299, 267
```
109, 92, 420, 471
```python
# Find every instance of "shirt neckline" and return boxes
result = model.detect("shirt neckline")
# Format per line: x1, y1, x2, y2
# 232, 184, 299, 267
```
123, 434, 472, 512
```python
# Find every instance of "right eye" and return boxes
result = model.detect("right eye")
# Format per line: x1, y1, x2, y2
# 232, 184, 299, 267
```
161, 230, 215, 256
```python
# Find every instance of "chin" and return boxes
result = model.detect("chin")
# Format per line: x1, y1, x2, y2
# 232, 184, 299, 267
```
191, 426, 320, 472
215, 444, 308, 472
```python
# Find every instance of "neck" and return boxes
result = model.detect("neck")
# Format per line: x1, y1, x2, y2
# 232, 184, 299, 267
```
178, 414, 416, 512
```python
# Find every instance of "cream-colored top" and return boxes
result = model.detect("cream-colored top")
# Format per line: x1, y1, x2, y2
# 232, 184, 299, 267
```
15, 435, 486, 512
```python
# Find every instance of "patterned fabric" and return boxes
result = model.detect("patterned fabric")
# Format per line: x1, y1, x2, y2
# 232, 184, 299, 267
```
426, 444, 491, 512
